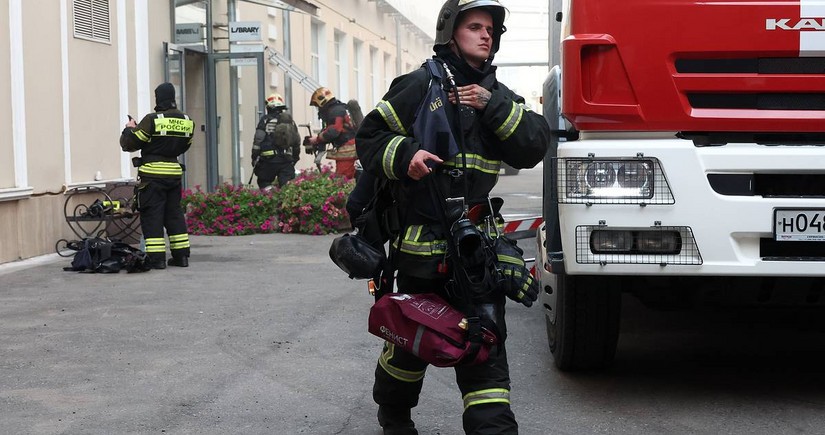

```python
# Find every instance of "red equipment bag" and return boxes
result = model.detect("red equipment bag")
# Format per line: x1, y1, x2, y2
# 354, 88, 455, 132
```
368, 292, 498, 367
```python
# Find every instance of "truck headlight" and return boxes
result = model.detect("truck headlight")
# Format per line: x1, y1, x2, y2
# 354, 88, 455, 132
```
578, 226, 702, 265
591, 229, 681, 255
556, 157, 674, 204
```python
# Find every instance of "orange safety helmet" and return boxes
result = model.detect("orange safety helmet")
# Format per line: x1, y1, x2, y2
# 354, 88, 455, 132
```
266, 93, 286, 109
310, 87, 335, 108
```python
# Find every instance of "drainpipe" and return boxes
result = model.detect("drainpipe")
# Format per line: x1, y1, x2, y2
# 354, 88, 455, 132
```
206, 0, 218, 189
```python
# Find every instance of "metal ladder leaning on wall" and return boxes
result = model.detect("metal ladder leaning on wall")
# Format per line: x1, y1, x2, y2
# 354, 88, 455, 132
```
266, 47, 322, 94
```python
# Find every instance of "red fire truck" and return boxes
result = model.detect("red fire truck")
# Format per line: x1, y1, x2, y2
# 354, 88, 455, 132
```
535, 0, 825, 370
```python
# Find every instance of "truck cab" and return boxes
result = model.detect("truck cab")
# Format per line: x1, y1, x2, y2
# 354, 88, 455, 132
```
538, 0, 825, 370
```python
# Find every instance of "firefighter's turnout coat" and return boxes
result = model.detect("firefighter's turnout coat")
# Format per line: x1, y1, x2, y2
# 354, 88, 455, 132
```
120, 108, 194, 265
120, 109, 193, 178
356, 52, 550, 432
356, 55, 549, 281
317, 100, 357, 160
252, 109, 301, 189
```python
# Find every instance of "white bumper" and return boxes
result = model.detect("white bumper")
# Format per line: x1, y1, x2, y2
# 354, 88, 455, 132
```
557, 138, 825, 276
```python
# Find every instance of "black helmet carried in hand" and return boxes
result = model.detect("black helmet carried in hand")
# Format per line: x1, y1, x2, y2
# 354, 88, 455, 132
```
329, 232, 386, 280
434, 0, 508, 54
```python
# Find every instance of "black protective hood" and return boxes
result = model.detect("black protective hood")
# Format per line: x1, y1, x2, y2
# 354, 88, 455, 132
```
154, 82, 177, 111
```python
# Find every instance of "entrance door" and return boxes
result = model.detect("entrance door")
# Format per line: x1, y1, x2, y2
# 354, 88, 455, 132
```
206, 51, 266, 189
165, 44, 265, 191
165, 42, 207, 190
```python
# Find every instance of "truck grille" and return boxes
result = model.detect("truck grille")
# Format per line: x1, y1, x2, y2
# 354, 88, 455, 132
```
760, 238, 825, 261
678, 57, 825, 111
675, 57, 825, 74
708, 173, 825, 197
688, 93, 825, 111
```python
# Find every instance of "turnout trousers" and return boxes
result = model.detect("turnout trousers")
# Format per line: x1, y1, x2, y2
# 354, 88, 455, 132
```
255, 156, 295, 189
136, 176, 190, 265
373, 275, 518, 435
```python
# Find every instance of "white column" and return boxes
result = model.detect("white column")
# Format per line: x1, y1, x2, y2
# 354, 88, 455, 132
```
10, 0, 27, 188
60, 0, 72, 185
135, 0, 151, 116
118, 0, 131, 179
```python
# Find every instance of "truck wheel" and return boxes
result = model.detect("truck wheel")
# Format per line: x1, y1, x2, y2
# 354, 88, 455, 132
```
545, 274, 622, 371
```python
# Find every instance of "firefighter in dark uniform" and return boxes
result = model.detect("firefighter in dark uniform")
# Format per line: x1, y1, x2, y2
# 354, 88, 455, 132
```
120, 82, 194, 269
251, 93, 301, 190
306, 87, 358, 179
355, 1, 550, 433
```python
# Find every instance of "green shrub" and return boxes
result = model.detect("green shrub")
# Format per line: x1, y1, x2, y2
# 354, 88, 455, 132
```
182, 166, 354, 236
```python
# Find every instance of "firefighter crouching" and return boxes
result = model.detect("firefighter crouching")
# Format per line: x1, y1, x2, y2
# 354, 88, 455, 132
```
120, 82, 194, 270
306, 87, 358, 179
251, 93, 301, 190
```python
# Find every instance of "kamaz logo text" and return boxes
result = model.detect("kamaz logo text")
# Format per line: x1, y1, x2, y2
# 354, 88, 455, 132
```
766, 18, 825, 30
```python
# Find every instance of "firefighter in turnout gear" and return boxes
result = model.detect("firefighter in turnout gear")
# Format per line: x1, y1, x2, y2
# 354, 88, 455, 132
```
251, 93, 301, 190
307, 87, 358, 179
355, 1, 550, 433
120, 82, 194, 269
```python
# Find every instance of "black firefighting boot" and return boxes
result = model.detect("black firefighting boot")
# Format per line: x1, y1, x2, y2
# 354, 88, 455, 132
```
167, 256, 189, 267
148, 253, 166, 270
377, 406, 418, 435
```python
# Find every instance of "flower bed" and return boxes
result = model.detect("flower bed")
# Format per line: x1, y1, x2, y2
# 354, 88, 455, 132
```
182, 166, 354, 236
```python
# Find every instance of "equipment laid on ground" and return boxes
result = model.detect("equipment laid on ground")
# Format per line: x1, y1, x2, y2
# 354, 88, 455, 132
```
62, 237, 150, 273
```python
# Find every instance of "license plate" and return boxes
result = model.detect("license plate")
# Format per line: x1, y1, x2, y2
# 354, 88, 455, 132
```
774, 209, 825, 241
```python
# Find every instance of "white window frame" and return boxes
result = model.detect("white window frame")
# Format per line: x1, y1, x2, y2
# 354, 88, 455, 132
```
310, 21, 325, 83
370, 46, 379, 108
353, 38, 364, 104
383, 53, 393, 91
334, 31, 343, 94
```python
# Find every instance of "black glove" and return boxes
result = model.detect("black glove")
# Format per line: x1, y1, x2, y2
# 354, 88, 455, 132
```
303, 137, 314, 155
494, 237, 538, 307
251, 157, 259, 168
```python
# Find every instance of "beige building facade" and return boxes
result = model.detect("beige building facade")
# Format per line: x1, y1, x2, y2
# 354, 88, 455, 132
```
0, 0, 434, 265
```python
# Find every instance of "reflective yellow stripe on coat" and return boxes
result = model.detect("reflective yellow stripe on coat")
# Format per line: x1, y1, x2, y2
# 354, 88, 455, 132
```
442, 153, 501, 175
494, 101, 525, 141
138, 161, 183, 176
392, 225, 447, 256
376, 100, 408, 136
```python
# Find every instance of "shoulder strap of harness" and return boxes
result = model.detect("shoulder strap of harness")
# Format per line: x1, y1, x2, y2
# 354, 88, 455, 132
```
412, 59, 459, 162
424, 58, 443, 80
